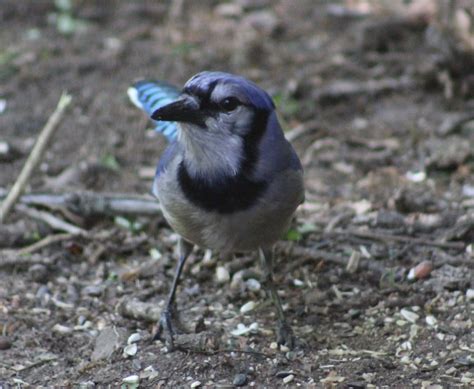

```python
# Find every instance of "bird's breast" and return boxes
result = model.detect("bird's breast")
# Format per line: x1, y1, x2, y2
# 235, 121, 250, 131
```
155, 162, 304, 253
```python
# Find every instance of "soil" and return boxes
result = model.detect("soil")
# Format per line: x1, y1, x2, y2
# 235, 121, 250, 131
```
0, 1, 473, 387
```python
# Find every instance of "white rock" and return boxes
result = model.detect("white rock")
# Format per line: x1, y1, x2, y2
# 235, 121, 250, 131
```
270, 342, 278, 349
190, 381, 201, 388
466, 289, 474, 301
283, 374, 294, 384
293, 279, 304, 287
122, 375, 139, 384
406, 170, 426, 182
216, 266, 230, 284
425, 315, 438, 327
123, 343, 137, 357
246, 278, 261, 291
52, 324, 73, 334
400, 308, 419, 323
128, 333, 141, 344
240, 301, 256, 314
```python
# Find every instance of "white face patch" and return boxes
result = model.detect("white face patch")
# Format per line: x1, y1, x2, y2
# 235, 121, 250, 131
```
179, 123, 243, 178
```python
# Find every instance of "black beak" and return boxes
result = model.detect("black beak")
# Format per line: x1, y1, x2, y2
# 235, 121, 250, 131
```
151, 96, 204, 126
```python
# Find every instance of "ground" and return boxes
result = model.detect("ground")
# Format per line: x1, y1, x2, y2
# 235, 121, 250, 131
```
0, 0, 473, 387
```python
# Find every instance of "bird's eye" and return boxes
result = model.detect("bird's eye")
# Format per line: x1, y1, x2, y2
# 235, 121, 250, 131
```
219, 97, 240, 111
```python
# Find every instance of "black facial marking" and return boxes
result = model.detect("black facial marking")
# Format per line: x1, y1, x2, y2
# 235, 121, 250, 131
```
177, 109, 270, 214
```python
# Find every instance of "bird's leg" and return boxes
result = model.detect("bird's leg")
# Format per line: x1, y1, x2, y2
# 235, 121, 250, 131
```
154, 238, 194, 349
259, 247, 295, 348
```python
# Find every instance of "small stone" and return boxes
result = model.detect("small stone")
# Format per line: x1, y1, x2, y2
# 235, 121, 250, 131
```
466, 289, 474, 301
280, 345, 290, 353
408, 261, 433, 280
122, 375, 139, 384
216, 266, 230, 284
81, 285, 104, 297
91, 326, 127, 361
79, 381, 95, 388
270, 342, 278, 349
127, 333, 141, 344
0, 336, 12, 350
425, 315, 437, 327
123, 343, 137, 357
400, 308, 419, 323
240, 301, 256, 314
233, 373, 247, 386
190, 381, 201, 388
276, 371, 293, 378
28, 264, 49, 283
52, 323, 73, 334
246, 278, 261, 291
283, 374, 294, 384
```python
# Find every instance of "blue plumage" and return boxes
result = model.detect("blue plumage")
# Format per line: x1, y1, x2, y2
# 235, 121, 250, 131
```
128, 80, 181, 141
128, 71, 304, 349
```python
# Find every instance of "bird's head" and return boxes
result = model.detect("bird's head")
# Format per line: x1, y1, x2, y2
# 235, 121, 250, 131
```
151, 71, 278, 177
151, 71, 275, 138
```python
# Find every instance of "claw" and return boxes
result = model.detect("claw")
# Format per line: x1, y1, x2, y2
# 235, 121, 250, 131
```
153, 306, 184, 350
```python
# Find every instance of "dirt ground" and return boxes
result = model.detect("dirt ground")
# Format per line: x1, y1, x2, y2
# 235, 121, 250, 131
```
1, 0, 473, 387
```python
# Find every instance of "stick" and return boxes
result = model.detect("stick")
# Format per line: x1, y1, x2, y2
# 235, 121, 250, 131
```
0, 251, 57, 268
285, 120, 321, 143
0, 93, 72, 223
17, 233, 73, 255
0, 191, 161, 218
15, 204, 86, 235
336, 228, 466, 250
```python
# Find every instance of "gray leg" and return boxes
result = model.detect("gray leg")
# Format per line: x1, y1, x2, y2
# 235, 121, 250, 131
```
154, 238, 194, 349
260, 247, 295, 348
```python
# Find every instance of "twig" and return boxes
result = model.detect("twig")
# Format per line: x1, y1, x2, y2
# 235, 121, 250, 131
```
0, 93, 72, 223
286, 120, 321, 143
335, 228, 466, 250
17, 233, 73, 255
313, 77, 417, 103
0, 191, 162, 218
0, 251, 57, 268
280, 244, 386, 274
117, 298, 161, 322
15, 204, 86, 235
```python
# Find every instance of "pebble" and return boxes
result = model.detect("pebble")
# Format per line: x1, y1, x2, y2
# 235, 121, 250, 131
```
190, 381, 201, 388
52, 323, 73, 334
233, 373, 247, 386
127, 333, 141, 344
122, 375, 139, 384
283, 374, 294, 384
91, 326, 127, 361
407, 261, 433, 280
270, 342, 278, 349
246, 278, 261, 291
81, 285, 104, 297
276, 371, 293, 378
28, 264, 49, 283
240, 301, 256, 314
216, 267, 230, 284
123, 343, 137, 357
466, 289, 474, 301
0, 336, 12, 350
425, 315, 437, 327
400, 308, 419, 323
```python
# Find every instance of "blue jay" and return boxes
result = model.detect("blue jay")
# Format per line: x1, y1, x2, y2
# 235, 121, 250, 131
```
128, 71, 304, 349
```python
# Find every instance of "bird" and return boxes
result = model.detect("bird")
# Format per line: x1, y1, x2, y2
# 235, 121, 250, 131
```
128, 71, 304, 349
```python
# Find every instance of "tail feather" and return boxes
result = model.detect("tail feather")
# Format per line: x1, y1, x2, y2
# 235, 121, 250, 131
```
128, 80, 181, 142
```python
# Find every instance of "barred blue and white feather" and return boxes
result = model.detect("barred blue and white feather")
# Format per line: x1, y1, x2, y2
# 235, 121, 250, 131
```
127, 80, 181, 142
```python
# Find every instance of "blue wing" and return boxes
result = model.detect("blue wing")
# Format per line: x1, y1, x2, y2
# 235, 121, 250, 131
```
128, 80, 181, 142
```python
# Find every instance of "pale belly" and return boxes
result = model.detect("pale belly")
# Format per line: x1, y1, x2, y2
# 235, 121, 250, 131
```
155, 170, 304, 253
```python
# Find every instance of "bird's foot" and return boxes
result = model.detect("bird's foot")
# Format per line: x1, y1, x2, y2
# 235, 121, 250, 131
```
153, 306, 184, 350
277, 320, 295, 349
